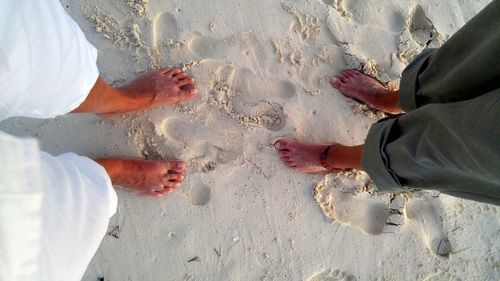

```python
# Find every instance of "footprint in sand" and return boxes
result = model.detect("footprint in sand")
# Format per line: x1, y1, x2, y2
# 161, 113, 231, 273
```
255, 102, 286, 131
152, 12, 181, 48
314, 172, 389, 235
126, 17, 154, 46
307, 269, 356, 281
272, 79, 297, 100
322, 0, 351, 21
404, 194, 452, 257
188, 35, 229, 59
185, 177, 211, 206
188, 31, 268, 63
282, 2, 322, 42
407, 4, 441, 47
159, 117, 240, 171
209, 64, 295, 131
160, 117, 199, 144
325, 2, 403, 73
149, 12, 183, 64
397, 4, 443, 64
214, 64, 297, 102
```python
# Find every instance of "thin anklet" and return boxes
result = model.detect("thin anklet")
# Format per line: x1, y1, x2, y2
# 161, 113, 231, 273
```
319, 145, 341, 172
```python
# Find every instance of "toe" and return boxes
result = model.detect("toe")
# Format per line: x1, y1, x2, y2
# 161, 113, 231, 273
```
341, 70, 353, 78
177, 77, 195, 87
140, 189, 165, 197
162, 187, 175, 194
330, 77, 342, 89
164, 68, 182, 77
344, 70, 357, 77
173, 72, 189, 80
163, 173, 184, 184
177, 87, 199, 100
154, 187, 174, 197
179, 82, 196, 91
280, 156, 291, 161
166, 161, 186, 172
338, 72, 350, 82
168, 182, 182, 189
152, 191, 165, 198
274, 139, 290, 151
279, 150, 291, 157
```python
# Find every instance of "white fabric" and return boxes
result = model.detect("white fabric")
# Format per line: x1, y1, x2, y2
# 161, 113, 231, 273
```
0, 132, 43, 281
0, 0, 99, 120
0, 0, 118, 280
0, 132, 117, 281
39, 152, 117, 281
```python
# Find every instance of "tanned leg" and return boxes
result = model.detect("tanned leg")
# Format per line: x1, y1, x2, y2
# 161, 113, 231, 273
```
77, 68, 197, 197
274, 70, 401, 173
73, 67, 198, 115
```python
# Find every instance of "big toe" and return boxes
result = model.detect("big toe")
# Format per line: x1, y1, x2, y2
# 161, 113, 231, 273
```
330, 77, 342, 89
162, 174, 185, 188
164, 68, 182, 77
165, 161, 186, 172
274, 139, 290, 151
177, 77, 196, 87
178, 86, 199, 100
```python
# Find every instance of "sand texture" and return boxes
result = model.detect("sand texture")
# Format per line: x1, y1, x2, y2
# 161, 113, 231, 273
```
1, 0, 499, 280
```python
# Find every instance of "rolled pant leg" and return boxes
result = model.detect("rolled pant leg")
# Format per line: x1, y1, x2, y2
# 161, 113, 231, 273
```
362, 90, 500, 205
398, 0, 500, 112
361, 1, 500, 205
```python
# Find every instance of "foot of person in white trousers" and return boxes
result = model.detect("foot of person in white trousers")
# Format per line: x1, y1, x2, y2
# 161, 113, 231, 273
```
0, 1, 198, 280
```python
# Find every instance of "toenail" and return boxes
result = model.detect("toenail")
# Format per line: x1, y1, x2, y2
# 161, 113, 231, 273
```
273, 140, 282, 149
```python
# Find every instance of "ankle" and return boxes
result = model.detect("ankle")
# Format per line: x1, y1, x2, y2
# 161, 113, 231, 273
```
73, 77, 130, 114
371, 89, 402, 114
326, 145, 364, 170
95, 158, 123, 183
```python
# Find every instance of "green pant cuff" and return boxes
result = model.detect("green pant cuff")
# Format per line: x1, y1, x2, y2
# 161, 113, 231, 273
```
361, 116, 406, 193
399, 49, 436, 112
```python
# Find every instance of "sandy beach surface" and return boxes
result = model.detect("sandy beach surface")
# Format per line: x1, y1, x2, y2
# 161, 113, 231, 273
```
1, 0, 499, 280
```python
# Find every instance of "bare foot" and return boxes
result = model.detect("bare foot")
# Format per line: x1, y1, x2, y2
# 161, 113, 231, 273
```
74, 68, 199, 116
95, 158, 186, 197
275, 140, 330, 173
275, 140, 364, 173
330, 70, 403, 114
112, 68, 198, 114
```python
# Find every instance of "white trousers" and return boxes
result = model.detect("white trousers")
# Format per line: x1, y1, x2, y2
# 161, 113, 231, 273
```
0, 1, 117, 280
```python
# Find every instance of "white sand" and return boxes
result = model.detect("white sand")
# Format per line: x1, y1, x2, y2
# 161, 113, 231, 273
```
1, 0, 499, 280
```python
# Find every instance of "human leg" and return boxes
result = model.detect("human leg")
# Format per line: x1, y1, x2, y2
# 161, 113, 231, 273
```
1, 0, 195, 192
95, 158, 186, 197
330, 1, 500, 114
362, 90, 500, 205
274, 140, 364, 173
72, 68, 198, 115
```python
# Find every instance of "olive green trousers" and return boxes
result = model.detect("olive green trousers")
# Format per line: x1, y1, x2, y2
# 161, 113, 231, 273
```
361, 0, 500, 205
